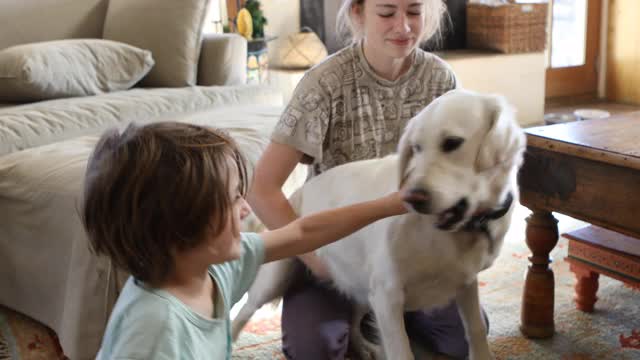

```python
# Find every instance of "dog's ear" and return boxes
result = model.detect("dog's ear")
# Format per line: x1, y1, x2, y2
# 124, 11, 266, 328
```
398, 117, 418, 189
474, 95, 526, 172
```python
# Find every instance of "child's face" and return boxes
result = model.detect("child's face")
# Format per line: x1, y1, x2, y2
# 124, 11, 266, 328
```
356, 0, 425, 59
204, 162, 251, 263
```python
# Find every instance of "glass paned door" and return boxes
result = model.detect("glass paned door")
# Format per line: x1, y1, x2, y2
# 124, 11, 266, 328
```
546, 0, 601, 98
550, 0, 588, 68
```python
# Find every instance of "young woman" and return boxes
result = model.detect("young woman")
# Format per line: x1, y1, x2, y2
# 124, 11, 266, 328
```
248, 0, 486, 359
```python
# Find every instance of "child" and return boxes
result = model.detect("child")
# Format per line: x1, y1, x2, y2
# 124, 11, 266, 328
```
81, 122, 407, 359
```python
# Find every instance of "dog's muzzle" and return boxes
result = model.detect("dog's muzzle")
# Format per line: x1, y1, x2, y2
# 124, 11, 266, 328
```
436, 198, 469, 230
403, 187, 514, 233
402, 188, 431, 214
403, 188, 470, 230
463, 192, 514, 232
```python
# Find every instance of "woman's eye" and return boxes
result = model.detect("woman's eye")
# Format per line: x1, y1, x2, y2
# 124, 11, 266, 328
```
378, 13, 394, 18
408, 12, 422, 16
412, 144, 423, 153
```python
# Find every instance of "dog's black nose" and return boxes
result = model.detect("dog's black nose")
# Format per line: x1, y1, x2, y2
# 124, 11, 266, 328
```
402, 188, 431, 214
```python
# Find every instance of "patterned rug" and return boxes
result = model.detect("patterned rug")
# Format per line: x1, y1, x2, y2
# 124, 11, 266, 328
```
232, 206, 640, 359
1, 205, 639, 359
0, 305, 67, 360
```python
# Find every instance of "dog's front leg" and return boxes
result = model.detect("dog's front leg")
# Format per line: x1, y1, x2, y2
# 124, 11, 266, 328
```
369, 280, 413, 360
455, 278, 494, 360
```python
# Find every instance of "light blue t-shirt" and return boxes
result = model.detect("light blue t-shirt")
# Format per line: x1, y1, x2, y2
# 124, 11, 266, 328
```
96, 233, 265, 360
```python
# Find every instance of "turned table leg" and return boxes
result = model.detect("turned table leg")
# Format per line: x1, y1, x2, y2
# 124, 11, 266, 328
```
520, 209, 559, 338
570, 264, 600, 313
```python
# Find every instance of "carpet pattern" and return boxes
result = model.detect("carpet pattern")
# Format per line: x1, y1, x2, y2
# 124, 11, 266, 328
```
0, 305, 67, 360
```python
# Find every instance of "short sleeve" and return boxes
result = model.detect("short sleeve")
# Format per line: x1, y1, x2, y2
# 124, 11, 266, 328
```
228, 233, 265, 305
423, 54, 459, 101
449, 68, 460, 89
100, 308, 181, 360
436, 63, 458, 92
271, 71, 332, 163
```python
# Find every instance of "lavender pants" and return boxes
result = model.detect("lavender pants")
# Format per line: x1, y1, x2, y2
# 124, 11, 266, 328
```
281, 261, 488, 360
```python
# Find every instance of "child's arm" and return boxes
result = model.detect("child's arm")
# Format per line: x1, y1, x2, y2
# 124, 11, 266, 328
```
260, 192, 407, 263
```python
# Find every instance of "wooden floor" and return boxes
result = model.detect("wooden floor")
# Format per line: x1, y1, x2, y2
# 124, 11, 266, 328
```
545, 98, 640, 117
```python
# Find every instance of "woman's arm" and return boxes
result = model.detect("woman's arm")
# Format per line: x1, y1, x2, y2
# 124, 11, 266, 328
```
248, 141, 331, 276
247, 141, 302, 230
261, 192, 407, 263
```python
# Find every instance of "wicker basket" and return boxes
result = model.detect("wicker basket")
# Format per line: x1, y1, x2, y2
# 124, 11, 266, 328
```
466, 0, 548, 53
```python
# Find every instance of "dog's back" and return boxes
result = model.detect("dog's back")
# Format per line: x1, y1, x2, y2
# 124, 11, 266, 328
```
292, 155, 400, 303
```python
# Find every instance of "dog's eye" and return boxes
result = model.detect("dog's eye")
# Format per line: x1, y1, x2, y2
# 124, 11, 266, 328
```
412, 144, 423, 153
441, 136, 464, 153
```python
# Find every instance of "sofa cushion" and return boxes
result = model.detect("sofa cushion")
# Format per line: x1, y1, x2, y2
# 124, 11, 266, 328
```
102, 0, 211, 87
0, 85, 284, 157
0, 0, 109, 50
198, 33, 248, 86
0, 40, 154, 102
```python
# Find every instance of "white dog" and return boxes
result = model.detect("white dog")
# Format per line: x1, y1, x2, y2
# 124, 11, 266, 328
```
233, 89, 526, 360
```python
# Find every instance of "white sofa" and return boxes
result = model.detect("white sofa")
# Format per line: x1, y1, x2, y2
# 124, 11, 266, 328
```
0, 106, 308, 360
0, 1, 300, 359
0, 0, 284, 157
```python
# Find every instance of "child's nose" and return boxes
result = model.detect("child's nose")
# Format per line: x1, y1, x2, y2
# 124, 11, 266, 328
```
239, 199, 252, 220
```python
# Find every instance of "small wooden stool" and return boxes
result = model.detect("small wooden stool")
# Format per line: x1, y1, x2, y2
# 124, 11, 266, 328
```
564, 225, 640, 312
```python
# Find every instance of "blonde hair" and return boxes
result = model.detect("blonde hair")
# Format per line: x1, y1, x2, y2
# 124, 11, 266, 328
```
336, 0, 447, 46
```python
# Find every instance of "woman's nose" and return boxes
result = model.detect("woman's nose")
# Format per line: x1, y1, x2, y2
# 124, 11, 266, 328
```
394, 13, 410, 33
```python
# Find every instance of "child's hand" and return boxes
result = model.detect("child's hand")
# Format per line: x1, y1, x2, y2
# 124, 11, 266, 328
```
381, 191, 410, 216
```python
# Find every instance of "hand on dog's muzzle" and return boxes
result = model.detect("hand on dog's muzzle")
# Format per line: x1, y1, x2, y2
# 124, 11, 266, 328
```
402, 188, 431, 214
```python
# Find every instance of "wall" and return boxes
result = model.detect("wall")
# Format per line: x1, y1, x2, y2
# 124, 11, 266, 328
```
441, 51, 547, 127
262, 0, 300, 59
606, 0, 640, 104
261, 2, 546, 126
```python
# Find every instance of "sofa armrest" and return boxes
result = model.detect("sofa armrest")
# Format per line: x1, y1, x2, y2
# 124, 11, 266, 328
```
198, 33, 247, 86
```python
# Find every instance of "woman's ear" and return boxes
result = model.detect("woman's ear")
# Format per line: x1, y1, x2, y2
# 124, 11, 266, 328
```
351, 2, 364, 25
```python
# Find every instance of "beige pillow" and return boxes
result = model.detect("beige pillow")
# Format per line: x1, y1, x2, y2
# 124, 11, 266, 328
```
0, 39, 154, 102
102, 0, 210, 87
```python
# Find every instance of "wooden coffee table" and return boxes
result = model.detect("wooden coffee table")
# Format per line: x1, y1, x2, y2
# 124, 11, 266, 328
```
517, 111, 640, 338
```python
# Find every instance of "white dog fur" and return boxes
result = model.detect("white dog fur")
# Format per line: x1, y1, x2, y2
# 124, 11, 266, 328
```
233, 89, 526, 360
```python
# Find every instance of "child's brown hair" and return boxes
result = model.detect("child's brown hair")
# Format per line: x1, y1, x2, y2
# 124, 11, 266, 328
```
82, 122, 248, 285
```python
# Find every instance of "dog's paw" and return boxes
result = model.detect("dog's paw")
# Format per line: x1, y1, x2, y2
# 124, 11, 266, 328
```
351, 342, 384, 360
350, 331, 384, 360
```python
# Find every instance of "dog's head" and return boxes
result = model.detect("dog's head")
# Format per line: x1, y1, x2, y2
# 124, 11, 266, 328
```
398, 89, 526, 231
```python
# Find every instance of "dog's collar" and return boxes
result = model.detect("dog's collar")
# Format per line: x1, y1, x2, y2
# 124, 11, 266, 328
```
463, 192, 514, 232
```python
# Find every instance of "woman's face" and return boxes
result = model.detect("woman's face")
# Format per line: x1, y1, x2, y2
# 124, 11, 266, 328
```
355, 0, 425, 59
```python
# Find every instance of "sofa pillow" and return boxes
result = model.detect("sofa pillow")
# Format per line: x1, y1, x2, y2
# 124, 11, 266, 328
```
102, 0, 211, 87
0, 39, 154, 102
